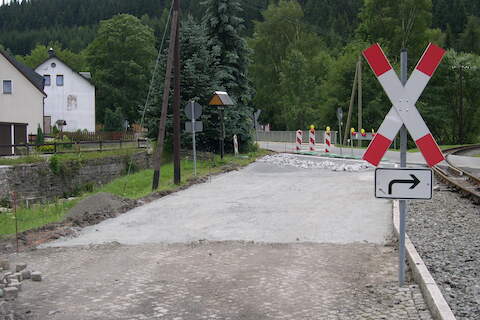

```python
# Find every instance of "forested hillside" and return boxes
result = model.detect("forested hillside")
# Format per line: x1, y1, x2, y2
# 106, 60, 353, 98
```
1, 0, 480, 146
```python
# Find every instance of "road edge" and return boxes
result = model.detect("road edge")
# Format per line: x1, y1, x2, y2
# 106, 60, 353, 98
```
392, 200, 456, 320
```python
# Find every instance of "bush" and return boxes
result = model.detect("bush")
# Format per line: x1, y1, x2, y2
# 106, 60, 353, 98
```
37, 145, 55, 153
36, 125, 45, 146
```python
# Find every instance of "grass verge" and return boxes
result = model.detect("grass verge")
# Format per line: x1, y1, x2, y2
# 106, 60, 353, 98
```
0, 150, 269, 236
0, 148, 143, 166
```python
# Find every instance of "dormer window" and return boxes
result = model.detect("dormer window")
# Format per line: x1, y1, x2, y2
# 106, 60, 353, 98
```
56, 75, 64, 86
44, 75, 51, 86
3, 80, 12, 94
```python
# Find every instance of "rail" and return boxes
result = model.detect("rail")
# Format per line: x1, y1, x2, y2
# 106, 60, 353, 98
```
432, 144, 480, 204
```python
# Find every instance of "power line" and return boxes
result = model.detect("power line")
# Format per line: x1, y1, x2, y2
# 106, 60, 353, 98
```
122, 1, 174, 195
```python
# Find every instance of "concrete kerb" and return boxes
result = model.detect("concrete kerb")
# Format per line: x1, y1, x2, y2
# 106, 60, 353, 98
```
392, 200, 456, 320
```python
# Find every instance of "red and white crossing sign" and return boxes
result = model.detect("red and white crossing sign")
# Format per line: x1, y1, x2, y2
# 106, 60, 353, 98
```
362, 43, 446, 167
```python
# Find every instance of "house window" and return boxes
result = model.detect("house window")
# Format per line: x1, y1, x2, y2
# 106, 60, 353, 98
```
44, 75, 51, 86
56, 75, 64, 86
3, 80, 12, 94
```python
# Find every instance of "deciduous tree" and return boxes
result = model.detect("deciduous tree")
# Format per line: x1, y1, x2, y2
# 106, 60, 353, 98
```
86, 14, 156, 124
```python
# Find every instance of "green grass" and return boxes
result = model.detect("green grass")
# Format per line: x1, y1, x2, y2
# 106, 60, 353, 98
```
0, 199, 79, 236
0, 150, 268, 236
0, 148, 143, 166
100, 151, 268, 199
0, 155, 46, 165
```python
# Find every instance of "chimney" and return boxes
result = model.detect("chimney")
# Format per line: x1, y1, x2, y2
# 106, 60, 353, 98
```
48, 47, 55, 57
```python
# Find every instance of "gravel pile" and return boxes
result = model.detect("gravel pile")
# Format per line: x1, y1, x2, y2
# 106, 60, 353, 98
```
258, 153, 371, 172
408, 185, 480, 319
64, 192, 136, 227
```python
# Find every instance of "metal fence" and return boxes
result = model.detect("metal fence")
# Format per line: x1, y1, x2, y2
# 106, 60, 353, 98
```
255, 130, 339, 144
0, 139, 148, 157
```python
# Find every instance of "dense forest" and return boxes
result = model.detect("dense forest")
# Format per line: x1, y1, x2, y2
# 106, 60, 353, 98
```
1, 0, 480, 146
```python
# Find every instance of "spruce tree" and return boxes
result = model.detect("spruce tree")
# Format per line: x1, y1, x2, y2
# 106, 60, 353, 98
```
202, 0, 254, 151
144, 16, 221, 152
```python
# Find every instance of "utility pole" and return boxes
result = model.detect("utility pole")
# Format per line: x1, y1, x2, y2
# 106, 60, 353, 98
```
357, 56, 363, 147
152, 2, 179, 190
173, 0, 181, 185
343, 62, 359, 145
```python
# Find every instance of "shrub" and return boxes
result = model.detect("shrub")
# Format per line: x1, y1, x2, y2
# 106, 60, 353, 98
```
36, 125, 45, 146
37, 145, 55, 153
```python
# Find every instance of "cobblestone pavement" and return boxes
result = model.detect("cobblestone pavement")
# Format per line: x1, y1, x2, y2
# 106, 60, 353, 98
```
10, 242, 432, 320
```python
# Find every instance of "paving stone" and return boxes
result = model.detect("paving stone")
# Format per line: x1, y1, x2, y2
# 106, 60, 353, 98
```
11, 243, 433, 319
15, 263, 27, 273
7, 281, 21, 291
20, 270, 31, 280
0, 260, 9, 271
3, 287, 17, 300
30, 272, 42, 282
12, 273, 22, 282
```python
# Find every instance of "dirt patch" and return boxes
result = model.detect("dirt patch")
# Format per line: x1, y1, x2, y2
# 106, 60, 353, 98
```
64, 192, 136, 227
0, 161, 249, 254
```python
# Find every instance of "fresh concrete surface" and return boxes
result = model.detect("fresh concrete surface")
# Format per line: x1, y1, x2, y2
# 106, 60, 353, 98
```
9, 155, 435, 319
46, 157, 392, 246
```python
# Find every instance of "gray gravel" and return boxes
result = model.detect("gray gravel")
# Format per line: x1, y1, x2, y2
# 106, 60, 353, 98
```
408, 184, 480, 319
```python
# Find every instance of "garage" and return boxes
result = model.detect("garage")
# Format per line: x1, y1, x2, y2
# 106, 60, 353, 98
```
0, 122, 27, 156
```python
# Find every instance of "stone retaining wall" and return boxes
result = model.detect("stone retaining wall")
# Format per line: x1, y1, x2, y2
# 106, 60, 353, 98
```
0, 152, 151, 203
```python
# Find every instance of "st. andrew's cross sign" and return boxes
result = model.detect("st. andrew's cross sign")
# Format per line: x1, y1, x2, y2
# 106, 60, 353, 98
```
362, 43, 446, 167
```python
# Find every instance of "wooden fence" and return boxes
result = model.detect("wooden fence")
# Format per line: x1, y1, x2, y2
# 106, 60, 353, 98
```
0, 139, 148, 156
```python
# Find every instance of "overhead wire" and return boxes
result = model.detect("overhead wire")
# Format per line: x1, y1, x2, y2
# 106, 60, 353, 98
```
122, 1, 174, 195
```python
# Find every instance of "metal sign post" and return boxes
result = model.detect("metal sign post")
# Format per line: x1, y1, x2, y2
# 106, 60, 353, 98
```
208, 91, 234, 160
191, 101, 197, 176
398, 49, 408, 286
184, 101, 203, 176
337, 107, 343, 155
362, 43, 446, 286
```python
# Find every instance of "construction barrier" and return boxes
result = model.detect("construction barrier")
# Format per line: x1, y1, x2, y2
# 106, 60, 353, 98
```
325, 127, 331, 153
309, 125, 315, 151
233, 134, 239, 156
296, 130, 303, 151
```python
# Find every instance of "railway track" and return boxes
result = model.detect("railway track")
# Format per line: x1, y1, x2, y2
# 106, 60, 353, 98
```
432, 145, 480, 204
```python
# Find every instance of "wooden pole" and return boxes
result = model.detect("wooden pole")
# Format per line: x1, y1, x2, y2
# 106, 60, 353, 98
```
173, 0, 181, 185
152, 10, 179, 191
357, 56, 363, 147
343, 61, 359, 145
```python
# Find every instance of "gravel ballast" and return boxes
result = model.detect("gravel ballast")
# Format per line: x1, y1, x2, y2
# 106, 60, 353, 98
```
408, 184, 480, 320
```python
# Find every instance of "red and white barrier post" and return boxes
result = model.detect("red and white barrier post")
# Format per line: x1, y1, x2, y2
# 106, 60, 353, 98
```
324, 126, 331, 153
309, 125, 315, 151
233, 134, 239, 156
296, 130, 303, 152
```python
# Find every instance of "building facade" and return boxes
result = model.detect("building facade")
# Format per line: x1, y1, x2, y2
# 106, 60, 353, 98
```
35, 50, 95, 132
0, 50, 45, 155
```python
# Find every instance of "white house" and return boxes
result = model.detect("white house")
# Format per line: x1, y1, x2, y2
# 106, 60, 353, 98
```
0, 49, 46, 155
35, 49, 95, 133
